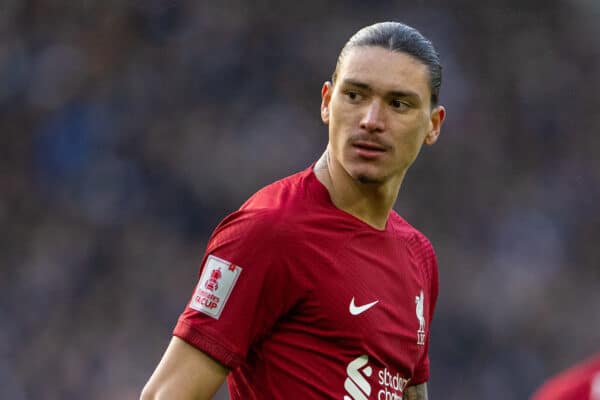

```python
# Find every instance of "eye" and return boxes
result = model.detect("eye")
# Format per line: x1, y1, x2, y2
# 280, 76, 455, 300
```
345, 91, 362, 102
390, 99, 410, 110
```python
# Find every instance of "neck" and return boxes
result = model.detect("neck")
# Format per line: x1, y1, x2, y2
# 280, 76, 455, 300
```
314, 150, 405, 230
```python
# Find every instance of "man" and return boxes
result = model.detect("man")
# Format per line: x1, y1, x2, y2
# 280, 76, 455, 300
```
141, 21, 446, 400
531, 353, 600, 400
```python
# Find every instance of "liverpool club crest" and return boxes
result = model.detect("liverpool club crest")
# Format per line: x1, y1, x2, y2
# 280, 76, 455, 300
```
415, 290, 426, 345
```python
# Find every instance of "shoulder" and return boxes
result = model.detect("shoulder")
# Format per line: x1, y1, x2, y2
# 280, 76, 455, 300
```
209, 168, 314, 246
531, 353, 600, 400
388, 213, 438, 300
239, 168, 312, 214
389, 212, 437, 264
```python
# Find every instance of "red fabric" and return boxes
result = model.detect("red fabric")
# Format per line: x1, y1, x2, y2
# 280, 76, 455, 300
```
174, 166, 439, 399
531, 353, 600, 400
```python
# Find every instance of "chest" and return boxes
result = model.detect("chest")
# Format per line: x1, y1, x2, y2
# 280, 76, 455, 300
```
291, 232, 430, 369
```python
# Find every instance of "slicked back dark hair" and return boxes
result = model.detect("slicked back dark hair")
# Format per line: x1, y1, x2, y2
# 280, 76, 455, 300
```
332, 22, 442, 107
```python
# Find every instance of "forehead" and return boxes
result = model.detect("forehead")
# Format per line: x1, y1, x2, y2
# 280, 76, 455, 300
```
337, 46, 431, 99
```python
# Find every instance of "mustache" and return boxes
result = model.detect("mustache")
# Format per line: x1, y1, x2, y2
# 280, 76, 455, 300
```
348, 134, 391, 150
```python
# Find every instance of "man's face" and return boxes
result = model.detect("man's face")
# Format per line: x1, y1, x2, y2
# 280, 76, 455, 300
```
321, 46, 445, 184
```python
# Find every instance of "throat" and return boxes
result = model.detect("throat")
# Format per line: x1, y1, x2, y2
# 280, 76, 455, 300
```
343, 202, 390, 231
314, 153, 399, 230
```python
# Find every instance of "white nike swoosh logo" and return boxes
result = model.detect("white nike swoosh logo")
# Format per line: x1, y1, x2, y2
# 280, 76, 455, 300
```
349, 297, 379, 315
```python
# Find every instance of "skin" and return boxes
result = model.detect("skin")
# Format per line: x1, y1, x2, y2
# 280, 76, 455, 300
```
141, 45, 444, 400
140, 337, 228, 400
315, 45, 445, 230
317, 45, 445, 399
404, 383, 429, 400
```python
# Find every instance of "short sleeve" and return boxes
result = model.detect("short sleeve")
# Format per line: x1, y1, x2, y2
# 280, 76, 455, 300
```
173, 208, 303, 369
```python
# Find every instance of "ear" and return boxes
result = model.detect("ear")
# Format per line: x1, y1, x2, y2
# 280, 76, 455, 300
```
321, 81, 333, 125
424, 105, 446, 145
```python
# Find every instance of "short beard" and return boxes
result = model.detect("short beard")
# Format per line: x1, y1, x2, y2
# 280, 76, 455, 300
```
355, 174, 385, 185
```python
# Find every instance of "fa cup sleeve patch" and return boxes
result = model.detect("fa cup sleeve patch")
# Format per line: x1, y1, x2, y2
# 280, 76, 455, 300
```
190, 254, 242, 319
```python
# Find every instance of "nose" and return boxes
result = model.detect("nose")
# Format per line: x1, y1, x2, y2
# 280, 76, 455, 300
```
359, 100, 385, 132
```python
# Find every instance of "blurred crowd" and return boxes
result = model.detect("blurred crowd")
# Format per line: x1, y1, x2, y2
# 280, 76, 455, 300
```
1, 1, 599, 399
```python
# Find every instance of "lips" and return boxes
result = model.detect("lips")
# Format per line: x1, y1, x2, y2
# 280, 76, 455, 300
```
352, 140, 386, 152
351, 139, 388, 160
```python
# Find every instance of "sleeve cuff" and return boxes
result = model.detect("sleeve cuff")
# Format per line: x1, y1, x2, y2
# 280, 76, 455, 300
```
173, 318, 245, 369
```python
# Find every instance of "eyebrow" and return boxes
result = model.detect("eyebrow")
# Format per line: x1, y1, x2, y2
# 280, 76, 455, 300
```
341, 78, 422, 100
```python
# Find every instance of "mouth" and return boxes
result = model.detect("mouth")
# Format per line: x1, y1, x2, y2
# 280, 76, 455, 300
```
351, 140, 387, 159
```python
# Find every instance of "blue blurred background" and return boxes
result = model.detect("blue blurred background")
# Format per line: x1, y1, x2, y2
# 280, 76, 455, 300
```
2, 1, 599, 399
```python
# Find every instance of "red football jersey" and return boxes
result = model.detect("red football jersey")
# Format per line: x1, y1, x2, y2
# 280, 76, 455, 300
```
531, 353, 600, 400
174, 166, 439, 399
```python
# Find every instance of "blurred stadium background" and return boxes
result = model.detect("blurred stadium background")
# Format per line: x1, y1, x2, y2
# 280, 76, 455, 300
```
1, 1, 599, 399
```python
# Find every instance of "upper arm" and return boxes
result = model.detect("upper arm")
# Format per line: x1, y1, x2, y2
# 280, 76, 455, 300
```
141, 336, 229, 400
403, 382, 428, 400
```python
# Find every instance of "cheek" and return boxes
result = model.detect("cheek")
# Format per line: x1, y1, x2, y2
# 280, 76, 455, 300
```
400, 115, 430, 143
331, 96, 362, 123
329, 107, 355, 140
393, 121, 429, 155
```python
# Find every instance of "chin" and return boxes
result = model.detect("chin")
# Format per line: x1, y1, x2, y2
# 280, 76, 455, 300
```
340, 157, 391, 184
349, 166, 388, 184
355, 173, 385, 184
